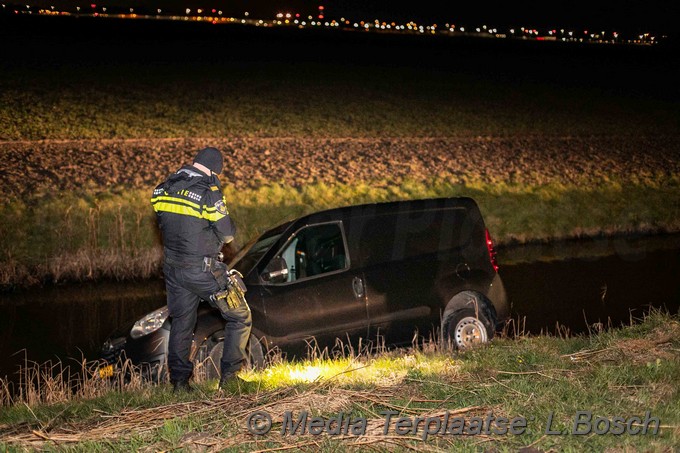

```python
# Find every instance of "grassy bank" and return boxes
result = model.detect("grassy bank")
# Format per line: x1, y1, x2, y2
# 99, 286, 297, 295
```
1, 310, 678, 451
2, 177, 679, 287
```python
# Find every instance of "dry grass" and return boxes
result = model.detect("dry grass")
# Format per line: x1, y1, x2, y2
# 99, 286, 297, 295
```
0, 326, 448, 410
563, 318, 680, 366
1, 375, 488, 451
0, 355, 152, 409
0, 248, 164, 287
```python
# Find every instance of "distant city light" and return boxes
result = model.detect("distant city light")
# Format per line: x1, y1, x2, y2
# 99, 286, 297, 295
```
16, 1, 661, 47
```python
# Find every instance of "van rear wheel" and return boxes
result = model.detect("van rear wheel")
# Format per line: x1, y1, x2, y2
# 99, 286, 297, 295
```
442, 308, 494, 350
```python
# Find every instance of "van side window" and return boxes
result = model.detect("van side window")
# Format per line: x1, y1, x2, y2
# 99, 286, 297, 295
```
275, 222, 348, 283
358, 208, 470, 265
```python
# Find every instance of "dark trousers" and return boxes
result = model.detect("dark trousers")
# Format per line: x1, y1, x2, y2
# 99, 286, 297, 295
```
163, 263, 252, 383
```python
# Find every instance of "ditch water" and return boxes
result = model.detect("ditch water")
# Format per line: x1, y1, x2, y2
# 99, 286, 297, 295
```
1, 234, 679, 383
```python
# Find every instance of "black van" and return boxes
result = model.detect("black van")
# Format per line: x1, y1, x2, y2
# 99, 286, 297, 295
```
100, 197, 509, 379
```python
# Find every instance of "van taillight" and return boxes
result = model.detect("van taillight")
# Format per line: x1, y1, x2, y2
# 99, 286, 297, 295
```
485, 229, 499, 272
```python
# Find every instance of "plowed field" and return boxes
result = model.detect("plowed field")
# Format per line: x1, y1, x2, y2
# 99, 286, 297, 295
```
3, 135, 679, 198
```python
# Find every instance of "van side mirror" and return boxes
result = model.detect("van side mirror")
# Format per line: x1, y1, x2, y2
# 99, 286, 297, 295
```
261, 257, 289, 284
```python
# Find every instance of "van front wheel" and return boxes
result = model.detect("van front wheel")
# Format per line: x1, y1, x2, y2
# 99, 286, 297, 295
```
202, 335, 265, 380
442, 308, 494, 350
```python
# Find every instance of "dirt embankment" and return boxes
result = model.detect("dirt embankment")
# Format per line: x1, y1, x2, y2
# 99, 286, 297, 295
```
2, 136, 679, 198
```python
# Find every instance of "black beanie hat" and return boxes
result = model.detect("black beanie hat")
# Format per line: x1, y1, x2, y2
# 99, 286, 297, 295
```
193, 147, 223, 174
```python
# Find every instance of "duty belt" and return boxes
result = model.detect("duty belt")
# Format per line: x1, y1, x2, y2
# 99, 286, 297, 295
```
164, 256, 199, 269
164, 256, 218, 270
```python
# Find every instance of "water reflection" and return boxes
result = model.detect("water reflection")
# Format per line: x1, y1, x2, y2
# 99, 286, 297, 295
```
0, 279, 166, 380
498, 232, 680, 265
498, 233, 680, 334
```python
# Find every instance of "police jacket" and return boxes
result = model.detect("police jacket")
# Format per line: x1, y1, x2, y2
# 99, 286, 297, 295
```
151, 165, 235, 264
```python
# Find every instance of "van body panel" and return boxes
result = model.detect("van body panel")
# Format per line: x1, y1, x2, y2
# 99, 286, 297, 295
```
487, 273, 509, 322
250, 268, 369, 351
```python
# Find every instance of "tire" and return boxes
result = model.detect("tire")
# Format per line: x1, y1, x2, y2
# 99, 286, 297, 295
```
201, 334, 265, 380
442, 307, 494, 350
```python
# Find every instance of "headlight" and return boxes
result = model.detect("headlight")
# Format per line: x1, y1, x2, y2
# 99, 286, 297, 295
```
130, 306, 169, 339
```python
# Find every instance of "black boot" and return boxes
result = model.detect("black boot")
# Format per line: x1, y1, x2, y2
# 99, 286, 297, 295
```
219, 372, 245, 389
172, 380, 194, 393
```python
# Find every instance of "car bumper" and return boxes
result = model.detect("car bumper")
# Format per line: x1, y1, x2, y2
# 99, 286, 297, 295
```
99, 326, 170, 381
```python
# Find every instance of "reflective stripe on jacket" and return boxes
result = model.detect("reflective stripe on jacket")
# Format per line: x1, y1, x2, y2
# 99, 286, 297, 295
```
151, 165, 235, 263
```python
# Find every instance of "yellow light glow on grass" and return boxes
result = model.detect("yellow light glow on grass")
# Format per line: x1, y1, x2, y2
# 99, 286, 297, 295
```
288, 365, 322, 382
245, 352, 458, 390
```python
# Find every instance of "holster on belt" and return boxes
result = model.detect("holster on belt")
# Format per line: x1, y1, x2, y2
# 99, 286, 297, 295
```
205, 258, 229, 287
206, 258, 248, 314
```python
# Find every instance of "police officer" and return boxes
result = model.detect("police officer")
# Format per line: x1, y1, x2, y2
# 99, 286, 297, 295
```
151, 147, 252, 392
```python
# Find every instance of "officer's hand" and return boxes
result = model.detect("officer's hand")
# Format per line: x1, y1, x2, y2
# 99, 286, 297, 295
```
221, 241, 239, 263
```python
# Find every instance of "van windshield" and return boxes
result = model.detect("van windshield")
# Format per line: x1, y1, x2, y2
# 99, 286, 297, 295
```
229, 229, 285, 276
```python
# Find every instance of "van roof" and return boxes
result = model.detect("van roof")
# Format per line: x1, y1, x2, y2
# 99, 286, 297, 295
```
256, 197, 481, 241
297, 196, 480, 224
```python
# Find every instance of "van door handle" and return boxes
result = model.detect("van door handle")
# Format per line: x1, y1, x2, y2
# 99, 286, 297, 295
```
352, 277, 365, 299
